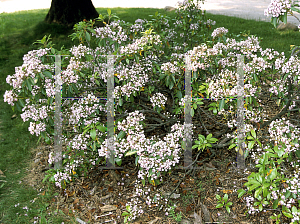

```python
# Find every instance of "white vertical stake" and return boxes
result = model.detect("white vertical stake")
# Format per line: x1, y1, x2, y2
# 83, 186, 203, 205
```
236, 54, 245, 169
54, 55, 62, 170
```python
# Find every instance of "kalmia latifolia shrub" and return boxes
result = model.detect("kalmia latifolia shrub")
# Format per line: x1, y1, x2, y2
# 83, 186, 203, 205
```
3, 0, 300, 222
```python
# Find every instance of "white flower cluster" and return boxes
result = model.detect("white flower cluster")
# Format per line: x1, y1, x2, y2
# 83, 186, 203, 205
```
119, 34, 162, 55
53, 171, 71, 188
190, 23, 199, 30
3, 90, 18, 106
211, 27, 228, 39
28, 121, 46, 137
150, 92, 167, 108
204, 19, 216, 26
113, 62, 149, 99
179, 95, 193, 107
5, 48, 52, 90
20, 104, 49, 122
70, 44, 93, 59
92, 21, 128, 45
264, 0, 293, 17
185, 44, 219, 71
98, 110, 195, 181
130, 19, 146, 34
161, 61, 181, 73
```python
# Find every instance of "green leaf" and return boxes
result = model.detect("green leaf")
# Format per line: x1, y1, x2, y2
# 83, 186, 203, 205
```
271, 17, 277, 28
226, 206, 230, 214
269, 168, 277, 181
248, 182, 261, 191
207, 134, 212, 140
96, 124, 106, 132
216, 203, 223, 208
43, 71, 53, 79
117, 130, 126, 139
216, 194, 221, 200
283, 11, 287, 24
28, 77, 35, 85
248, 141, 255, 149
219, 99, 225, 111
19, 99, 25, 108
90, 129, 96, 140
223, 193, 228, 203
229, 144, 236, 150
190, 108, 194, 117
251, 129, 256, 139
107, 8, 111, 16
169, 81, 174, 90
282, 211, 293, 218
226, 202, 233, 206
115, 157, 122, 166
117, 97, 122, 106
26, 79, 32, 91
213, 108, 217, 115
254, 187, 262, 198
125, 150, 138, 156
192, 145, 199, 149
85, 31, 91, 42
237, 189, 246, 198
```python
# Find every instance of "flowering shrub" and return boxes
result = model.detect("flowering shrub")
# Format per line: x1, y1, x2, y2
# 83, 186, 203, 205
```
3, 1, 300, 223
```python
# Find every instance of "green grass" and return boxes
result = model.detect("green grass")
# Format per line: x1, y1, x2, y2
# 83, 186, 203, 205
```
0, 6, 300, 223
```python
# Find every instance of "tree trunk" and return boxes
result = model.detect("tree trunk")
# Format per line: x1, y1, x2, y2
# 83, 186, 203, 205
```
45, 0, 99, 27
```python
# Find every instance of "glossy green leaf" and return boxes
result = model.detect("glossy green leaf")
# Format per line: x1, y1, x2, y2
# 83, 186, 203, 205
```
26, 79, 32, 91
117, 130, 126, 139
226, 206, 230, 214
18, 99, 25, 108
254, 187, 262, 198
237, 189, 246, 198
125, 150, 138, 156
219, 99, 225, 111
96, 124, 106, 132
43, 71, 53, 79
248, 141, 255, 149
283, 12, 287, 24
90, 129, 96, 140
216, 203, 223, 208
115, 157, 122, 166
269, 168, 277, 181
251, 129, 256, 139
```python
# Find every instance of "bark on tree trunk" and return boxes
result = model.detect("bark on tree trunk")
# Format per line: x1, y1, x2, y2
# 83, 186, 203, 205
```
45, 0, 99, 27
